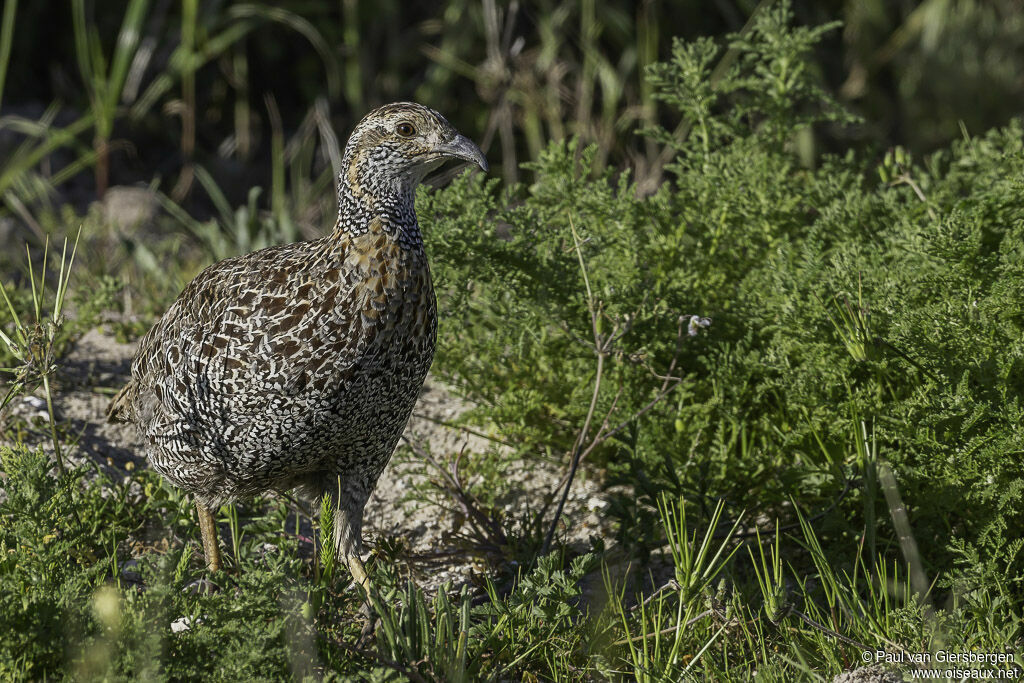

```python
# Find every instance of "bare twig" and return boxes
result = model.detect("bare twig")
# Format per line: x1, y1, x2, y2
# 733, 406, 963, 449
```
409, 410, 516, 449
540, 215, 607, 557
596, 378, 683, 449
550, 316, 689, 496
630, 579, 681, 612
539, 222, 697, 558
403, 436, 508, 551
613, 608, 735, 646
790, 609, 872, 651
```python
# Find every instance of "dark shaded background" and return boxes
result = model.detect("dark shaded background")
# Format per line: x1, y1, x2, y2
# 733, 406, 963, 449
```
2, 0, 1023, 223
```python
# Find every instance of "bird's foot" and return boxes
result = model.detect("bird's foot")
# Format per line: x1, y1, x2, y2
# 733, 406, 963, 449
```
183, 577, 221, 595
356, 600, 379, 646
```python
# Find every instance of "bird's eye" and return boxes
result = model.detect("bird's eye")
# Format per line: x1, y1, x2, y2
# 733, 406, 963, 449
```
396, 122, 416, 137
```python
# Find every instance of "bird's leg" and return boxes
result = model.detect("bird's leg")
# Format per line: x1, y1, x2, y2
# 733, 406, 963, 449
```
328, 493, 377, 640
196, 502, 222, 572
331, 502, 370, 594
346, 552, 371, 594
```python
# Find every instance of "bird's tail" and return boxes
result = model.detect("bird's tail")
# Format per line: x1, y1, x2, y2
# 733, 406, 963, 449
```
106, 381, 136, 423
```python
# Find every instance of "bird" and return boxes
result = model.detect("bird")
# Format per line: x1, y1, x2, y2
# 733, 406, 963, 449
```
108, 102, 488, 592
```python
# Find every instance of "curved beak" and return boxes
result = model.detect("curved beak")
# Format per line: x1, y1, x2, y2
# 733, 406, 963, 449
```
438, 133, 489, 172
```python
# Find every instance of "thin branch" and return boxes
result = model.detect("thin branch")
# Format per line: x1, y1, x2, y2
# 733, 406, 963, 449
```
403, 436, 508, 550
540, 349, 604, 557
409, 410, 516, 449
630, 579, 681, 612
550, 381, 623, 495
539, 215, 606, 557
790, 609, 872, 651
613, 608, 734, 646
598, 378, 683, 447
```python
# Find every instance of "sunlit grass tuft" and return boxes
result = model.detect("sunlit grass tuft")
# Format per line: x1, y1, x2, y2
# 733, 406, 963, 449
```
0, 229, 80, 472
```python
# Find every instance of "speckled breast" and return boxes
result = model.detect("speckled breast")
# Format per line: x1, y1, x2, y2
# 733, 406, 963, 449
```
249, 236, 435, 495
311, 250, 437, 472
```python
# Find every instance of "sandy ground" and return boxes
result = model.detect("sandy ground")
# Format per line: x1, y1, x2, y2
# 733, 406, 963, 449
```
2, 328, 617, 591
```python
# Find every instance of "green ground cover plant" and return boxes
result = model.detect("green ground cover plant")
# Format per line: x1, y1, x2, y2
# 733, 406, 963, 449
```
0, 3, 1022, 680
423, 4, 1024, 592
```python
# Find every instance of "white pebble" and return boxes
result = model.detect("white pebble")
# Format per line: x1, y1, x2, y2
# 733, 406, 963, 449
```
170, 616, 193, 633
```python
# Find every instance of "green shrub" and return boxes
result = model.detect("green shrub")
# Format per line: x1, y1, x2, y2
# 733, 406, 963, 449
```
421, 1, 1024, 601
0, 445, 134, 678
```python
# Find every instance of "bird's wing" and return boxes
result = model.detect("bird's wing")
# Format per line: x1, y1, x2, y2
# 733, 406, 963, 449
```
130, 238, 368, 430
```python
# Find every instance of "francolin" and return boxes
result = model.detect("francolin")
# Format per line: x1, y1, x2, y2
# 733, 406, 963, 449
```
109, 102, 488, 592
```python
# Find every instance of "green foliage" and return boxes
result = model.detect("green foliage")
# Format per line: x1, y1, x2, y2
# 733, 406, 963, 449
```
646, 4, 856, 158
0, 0, 15, 112
70, 0, 149, 196
1, 3, 1022, 679
423, 0, 1024, 610
370, 580, 475, 681
0, 443, 338, 680
0, 445, 142, 679
0, 232, 80, 471
0, 443, 1018, 679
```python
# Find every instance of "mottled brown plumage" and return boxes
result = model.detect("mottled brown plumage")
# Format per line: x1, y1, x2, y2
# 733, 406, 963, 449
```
109, 102, 487, 581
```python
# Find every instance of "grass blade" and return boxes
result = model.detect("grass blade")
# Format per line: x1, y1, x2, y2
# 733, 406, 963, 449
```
0, 0, 16, 112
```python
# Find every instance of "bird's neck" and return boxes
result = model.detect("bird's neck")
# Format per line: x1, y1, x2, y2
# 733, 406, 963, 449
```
333, 179, 423, 250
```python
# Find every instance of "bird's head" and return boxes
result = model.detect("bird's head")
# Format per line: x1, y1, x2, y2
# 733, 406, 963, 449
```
341, 102, 488, 209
